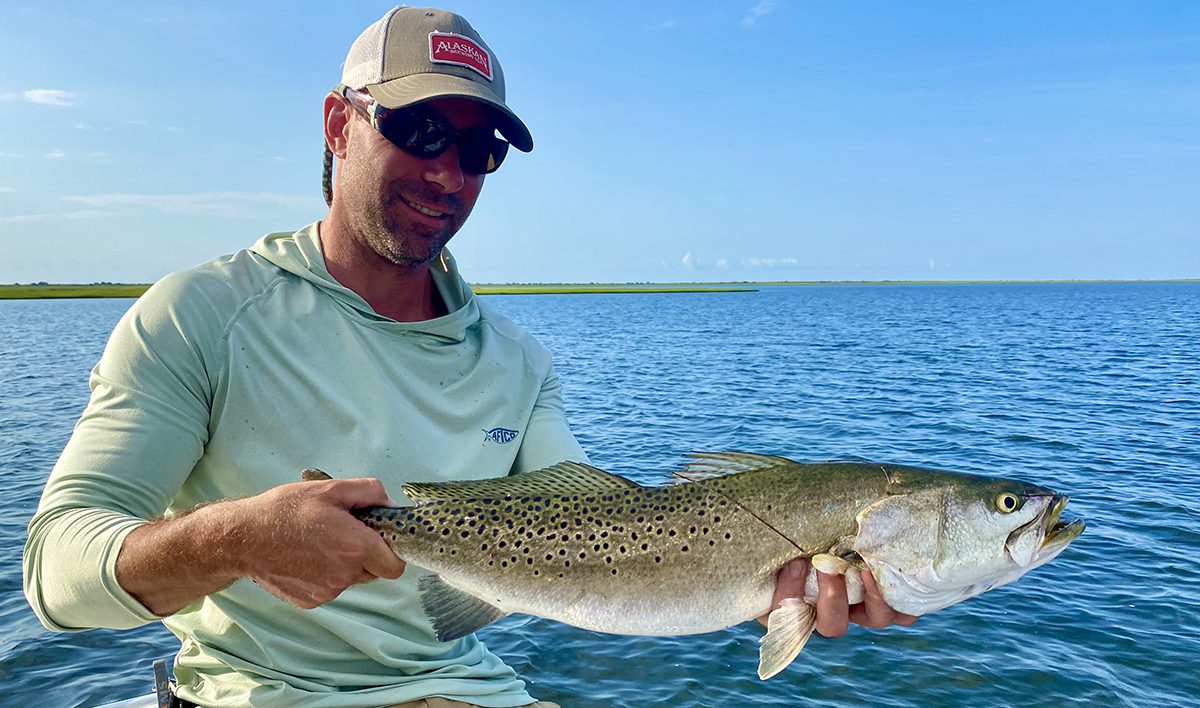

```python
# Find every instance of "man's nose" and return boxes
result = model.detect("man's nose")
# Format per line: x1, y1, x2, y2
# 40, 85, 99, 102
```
421, 146, 465, 193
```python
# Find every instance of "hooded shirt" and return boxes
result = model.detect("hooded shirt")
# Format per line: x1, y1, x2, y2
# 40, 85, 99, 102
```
23, 222, 587, 707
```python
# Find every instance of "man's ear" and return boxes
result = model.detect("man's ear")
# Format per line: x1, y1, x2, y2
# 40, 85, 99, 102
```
324, 93, 352, 160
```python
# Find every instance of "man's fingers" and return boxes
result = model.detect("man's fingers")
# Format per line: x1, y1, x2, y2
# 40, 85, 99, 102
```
814, 570, 850, 638
319, 477, 397, 509
362, 541, 406, 580
758, 558, 808, 627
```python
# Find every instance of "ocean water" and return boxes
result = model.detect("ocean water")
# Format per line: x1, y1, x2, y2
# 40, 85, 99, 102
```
1, 283, 1197, 708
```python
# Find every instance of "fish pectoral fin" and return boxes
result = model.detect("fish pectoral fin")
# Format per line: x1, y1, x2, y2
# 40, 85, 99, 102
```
810, 553, 851, 575
758, 598, 817, 680
301, 469, 333, 482
418, 575, 510, 642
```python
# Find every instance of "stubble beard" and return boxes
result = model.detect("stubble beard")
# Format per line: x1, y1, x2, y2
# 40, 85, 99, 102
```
348, 179, 463, 271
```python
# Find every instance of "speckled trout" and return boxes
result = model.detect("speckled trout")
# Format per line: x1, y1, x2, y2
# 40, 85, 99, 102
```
304, 452, 1083, 679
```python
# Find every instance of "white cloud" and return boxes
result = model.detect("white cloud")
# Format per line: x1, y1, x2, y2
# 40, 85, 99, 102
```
716, 258, 729, 269
0, 209, 111, 224
71, 121, 91, 130
22, 89, 75, 107
62, 191, 314, 218
0, 186, 14, 193
742, 0, 777, 27
87, 151, 110, 161
929, 258, 936, 270
743, 257, 799, 268
681, 252, 697, 269
45, 149, 66, 159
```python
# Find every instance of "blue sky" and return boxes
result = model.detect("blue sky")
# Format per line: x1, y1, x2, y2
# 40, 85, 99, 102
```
1, 1, 1196, 283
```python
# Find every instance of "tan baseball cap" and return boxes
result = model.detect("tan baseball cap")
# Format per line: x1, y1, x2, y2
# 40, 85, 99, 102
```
341, 6, 533, 152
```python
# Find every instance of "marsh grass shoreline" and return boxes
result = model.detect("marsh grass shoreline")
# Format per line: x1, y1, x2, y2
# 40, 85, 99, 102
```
0, 280, 1196, 299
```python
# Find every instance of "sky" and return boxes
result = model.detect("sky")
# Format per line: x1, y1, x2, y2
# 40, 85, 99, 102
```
0, 1, 1197, 284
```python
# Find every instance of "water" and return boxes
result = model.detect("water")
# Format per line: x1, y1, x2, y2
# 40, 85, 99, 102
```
2, 283, 1197, 707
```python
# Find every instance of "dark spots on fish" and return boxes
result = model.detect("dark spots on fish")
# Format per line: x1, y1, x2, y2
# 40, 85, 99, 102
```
668, 530, 676, 537
724, 532, 732, 540
460, 531, 469, 538
545, 553, 554, 561
682, 545, 690, 552
579, 551, 587, 559
641, 543, 649, 551
441, 529, 450, 536
655, 556, 662, 563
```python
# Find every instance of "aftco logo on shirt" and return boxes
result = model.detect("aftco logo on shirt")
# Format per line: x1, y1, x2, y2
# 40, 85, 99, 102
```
482, 427, 519, 444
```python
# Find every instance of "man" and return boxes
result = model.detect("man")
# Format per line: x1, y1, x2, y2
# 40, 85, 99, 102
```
24, 7, 913, 708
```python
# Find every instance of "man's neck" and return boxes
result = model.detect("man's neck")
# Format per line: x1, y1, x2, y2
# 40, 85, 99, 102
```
317, 218, 448, 323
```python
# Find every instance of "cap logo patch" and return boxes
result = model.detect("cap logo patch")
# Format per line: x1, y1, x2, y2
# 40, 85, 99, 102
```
429, 32, 493, 81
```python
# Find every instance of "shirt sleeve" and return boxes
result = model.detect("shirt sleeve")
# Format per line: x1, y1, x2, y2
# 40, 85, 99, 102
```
511, 369, 589, 474
23, 272, 227, 631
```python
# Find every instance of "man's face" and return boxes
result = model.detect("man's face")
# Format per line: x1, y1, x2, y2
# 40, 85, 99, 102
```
337, 97, 490, 270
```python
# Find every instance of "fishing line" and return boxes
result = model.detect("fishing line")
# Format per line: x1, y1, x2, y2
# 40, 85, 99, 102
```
671, 471, 807, 555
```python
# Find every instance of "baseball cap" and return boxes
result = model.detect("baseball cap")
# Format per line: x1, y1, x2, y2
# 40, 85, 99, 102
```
341, 6, 533, 152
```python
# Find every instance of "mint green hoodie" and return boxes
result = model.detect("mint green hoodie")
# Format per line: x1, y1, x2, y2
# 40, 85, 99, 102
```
23, 223, 587, 707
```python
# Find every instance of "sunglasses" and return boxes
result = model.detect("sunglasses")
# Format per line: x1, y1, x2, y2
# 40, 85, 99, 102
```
336, 84, 509, 175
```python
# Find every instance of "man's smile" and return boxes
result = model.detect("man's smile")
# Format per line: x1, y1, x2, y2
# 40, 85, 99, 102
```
401, 195, 450, 219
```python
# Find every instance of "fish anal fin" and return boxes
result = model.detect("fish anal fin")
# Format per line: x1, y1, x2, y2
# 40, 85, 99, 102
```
418, 575, 510, 642
403, 461, 640, 505
758, 598, 817, 680
674, 451, 796, 482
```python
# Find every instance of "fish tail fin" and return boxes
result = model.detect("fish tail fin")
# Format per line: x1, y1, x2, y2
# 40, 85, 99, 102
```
419, 574, 510, 642
301, 469, 333, 482
758, 598, 817, 680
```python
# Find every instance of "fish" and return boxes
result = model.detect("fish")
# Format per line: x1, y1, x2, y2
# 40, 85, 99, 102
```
303, 452, 1084, 680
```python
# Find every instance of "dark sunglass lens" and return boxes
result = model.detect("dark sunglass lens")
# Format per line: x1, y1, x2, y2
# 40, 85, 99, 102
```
379, 112, 451, 158
458, 133, 508, 174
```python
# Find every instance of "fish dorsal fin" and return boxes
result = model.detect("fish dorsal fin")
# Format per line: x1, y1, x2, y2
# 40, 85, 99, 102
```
403, 460, 641, 504
672, 451, 796, 482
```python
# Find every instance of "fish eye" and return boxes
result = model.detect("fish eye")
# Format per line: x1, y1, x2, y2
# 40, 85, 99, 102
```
995, 492, 1022, 514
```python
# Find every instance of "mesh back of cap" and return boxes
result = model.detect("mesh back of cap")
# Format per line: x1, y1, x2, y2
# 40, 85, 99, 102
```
341, 8, 395, 88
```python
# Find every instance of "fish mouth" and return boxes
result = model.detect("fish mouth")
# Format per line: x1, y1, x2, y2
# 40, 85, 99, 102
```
1040, 495, 1085, 552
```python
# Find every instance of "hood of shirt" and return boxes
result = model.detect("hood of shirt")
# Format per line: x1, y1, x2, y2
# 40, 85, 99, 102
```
248, 221, 480, 342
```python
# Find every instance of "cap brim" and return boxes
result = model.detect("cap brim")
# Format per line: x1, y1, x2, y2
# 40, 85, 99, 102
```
366, 74, 533, 152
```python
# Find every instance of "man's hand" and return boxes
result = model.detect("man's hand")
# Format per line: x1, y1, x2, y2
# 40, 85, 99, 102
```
116, 477, 406, 616
757, 558, 918, 636
231, 477, 407, 609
